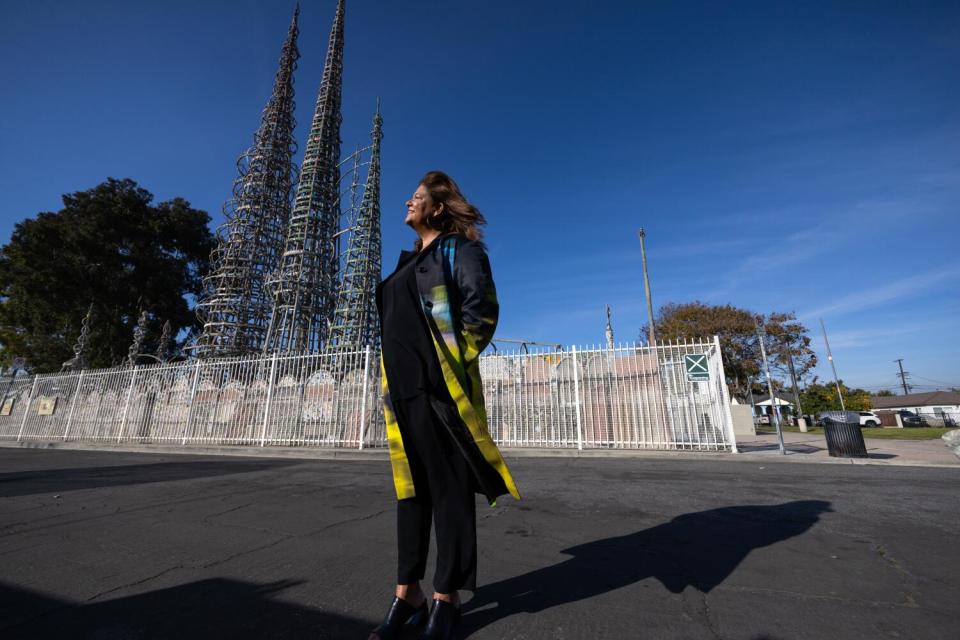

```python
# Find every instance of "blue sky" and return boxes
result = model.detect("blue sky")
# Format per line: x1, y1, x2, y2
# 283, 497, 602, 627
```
1, 0, 957, 392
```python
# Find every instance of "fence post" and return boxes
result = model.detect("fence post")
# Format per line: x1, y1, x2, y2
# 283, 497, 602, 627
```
182, 359, 203, 445
16, 376, 40, 442
260, 351, 280, 447
714, 335, 738, 453
572, 345, 584, 451
357, 346, 372, 450
117, 366, 139, 442
63, 370, 85, 440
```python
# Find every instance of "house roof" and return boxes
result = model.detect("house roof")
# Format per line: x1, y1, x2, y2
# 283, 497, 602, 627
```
870, 391, 960, 409
752, 392, 798, 405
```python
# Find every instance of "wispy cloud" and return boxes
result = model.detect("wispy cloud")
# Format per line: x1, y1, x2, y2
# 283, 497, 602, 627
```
823, 318, 954, 349
648, 237, 755, 259
704, 197, 931, 300
800, 264, 960, 321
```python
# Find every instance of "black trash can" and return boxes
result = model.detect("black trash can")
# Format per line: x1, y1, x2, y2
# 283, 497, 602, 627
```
822, 415, 868, 458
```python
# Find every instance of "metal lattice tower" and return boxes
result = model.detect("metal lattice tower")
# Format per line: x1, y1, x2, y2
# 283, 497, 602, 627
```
156, 320, 174, 363
605, 304, 614, 349
194, 7, 301, 357
61, 303, 94, 372
328, 102, 383, 352
264, 0, 345, 354
127, 310, 149, 367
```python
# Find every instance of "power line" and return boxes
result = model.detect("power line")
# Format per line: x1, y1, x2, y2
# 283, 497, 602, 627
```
910, 375, 960, 386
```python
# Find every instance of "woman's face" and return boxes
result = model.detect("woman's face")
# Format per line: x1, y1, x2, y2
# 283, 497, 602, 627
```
405, 183, 440, 229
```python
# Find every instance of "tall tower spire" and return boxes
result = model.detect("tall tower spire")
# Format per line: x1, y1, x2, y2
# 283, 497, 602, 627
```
194, 6, 301, 357
61, 303, 94, 372
264, 0, 346, 354
328, 101, 383, 353
605, 304, 614, 349
127, 309, 149, 367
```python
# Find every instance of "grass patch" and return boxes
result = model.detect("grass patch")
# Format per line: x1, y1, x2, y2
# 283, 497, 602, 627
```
755, 426, 953, 440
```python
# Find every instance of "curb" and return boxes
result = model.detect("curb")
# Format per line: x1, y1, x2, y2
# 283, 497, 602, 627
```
1, 439, 957, 469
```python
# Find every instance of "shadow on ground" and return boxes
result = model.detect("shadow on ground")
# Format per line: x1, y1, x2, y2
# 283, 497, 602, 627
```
738, 443, 825, 454
462, 500, 832, 637
0, 459, 299, 498
0, 578, 370, 640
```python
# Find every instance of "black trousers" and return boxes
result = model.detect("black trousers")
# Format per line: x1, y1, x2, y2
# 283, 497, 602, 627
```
393, 393, 477, 593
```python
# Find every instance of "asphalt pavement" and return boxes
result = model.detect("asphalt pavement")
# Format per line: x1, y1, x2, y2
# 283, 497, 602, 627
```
1, 448, 957, 639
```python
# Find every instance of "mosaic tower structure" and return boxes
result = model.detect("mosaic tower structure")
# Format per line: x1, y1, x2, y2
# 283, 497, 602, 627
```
127, 310, 149, 367
327, 103, 383, 353
264, 0, 345, 353
61, 304, 94, 372
194, 8, 301, 357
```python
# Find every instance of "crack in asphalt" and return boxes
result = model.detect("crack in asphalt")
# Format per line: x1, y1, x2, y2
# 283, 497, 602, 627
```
306, 507, 392, 536
0, 478, 364, 537
873, 542, 922, 608
712, 584, 955, 616
74, 506, 394, 601
700, 591, 723, 640
814, 524, 929, 608
83, 564, 186, 602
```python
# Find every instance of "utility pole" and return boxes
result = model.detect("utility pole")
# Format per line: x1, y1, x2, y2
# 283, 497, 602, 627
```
820, 318, 845, 411
637, 228, 656, 347
756, 316, 786, 454
894, 358, 911, 395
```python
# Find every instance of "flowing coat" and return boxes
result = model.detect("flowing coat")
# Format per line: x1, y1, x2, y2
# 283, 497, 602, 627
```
376, 233, 521, 506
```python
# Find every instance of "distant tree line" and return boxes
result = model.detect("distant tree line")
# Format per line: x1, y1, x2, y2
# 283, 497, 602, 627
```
642, 301, 887, 412
642, 301, 817, 402
798, 381, 872, 414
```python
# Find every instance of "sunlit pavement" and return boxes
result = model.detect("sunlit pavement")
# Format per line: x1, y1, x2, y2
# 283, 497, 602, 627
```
1, 448, 958, 639
736, 431, 960, 467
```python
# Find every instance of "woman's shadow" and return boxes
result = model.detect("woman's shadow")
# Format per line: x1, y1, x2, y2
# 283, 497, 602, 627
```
462, 500, 832, 635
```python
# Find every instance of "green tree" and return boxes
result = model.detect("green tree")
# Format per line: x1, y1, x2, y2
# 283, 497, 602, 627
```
874, 389, 896, 397
799, 381, 872, 414
643, 301, 817, 400
0, 178, 213, 372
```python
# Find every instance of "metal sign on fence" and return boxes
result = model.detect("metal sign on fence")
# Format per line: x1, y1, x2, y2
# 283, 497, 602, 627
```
684, 354, 710, 382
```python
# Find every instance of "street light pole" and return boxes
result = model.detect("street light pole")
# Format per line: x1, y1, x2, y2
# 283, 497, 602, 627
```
638, 228, 656, 347
756, 316, 786, 455
820, 318, 845, 411
788, 354, 804, 424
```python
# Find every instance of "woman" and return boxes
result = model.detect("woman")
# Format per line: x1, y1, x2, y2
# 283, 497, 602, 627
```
370, 171, 520, 640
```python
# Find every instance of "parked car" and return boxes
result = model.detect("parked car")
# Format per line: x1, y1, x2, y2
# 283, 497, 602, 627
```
858, 411, 882, 427
753, 414, 770, 426
897, 410, 926, 427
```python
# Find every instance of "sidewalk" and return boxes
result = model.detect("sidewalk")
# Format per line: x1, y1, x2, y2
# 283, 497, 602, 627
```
736, 430, 960, 467
2, 430, 958, 468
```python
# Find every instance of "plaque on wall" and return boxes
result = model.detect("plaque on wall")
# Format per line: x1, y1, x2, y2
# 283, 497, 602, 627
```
37, 396, 57, 416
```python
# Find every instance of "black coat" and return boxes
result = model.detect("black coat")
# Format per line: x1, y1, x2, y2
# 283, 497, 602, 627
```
376, 233, 520, 506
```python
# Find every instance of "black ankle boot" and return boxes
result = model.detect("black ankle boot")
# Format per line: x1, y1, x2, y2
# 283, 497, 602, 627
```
419, 598, 460, 640
371, 596, 428, 640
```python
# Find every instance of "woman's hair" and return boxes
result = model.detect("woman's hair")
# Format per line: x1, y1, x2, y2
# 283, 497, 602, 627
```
414, 170, 486, 251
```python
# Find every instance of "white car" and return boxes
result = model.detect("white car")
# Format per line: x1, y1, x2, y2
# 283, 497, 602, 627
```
858, 411, 881, 427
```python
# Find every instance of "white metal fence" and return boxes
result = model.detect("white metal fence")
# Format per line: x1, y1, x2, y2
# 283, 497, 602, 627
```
0, 338, 736, 451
